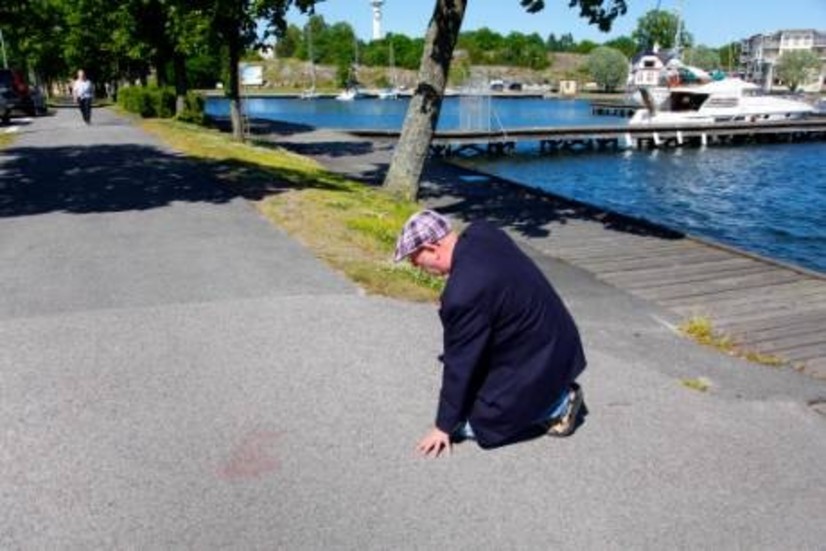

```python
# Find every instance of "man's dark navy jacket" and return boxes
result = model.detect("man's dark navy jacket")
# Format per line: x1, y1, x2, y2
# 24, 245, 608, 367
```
436, 221, 586, 448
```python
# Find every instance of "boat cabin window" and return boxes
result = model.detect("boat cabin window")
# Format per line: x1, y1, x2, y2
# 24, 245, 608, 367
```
670, 92, 707, 112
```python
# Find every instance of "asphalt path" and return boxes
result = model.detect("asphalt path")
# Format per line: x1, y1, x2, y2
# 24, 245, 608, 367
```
1, 109, 825, 549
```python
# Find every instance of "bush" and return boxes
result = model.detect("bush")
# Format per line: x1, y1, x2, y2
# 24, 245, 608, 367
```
177, 91, 205, 124
117, 85, 176, 118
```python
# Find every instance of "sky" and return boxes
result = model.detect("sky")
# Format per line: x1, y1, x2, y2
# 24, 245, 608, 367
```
285, 0, 826, 48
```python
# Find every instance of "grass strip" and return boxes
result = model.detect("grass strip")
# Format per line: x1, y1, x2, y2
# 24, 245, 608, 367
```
679, 316, 785, 367
139, 118, 443, 302
0, 133, 15, 149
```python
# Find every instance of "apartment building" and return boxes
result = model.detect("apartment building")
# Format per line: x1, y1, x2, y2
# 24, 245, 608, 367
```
740, 29, 826, 91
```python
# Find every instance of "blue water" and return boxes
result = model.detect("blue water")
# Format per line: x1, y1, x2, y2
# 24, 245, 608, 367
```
205, 96, 826, 273
205, 96, 599, 130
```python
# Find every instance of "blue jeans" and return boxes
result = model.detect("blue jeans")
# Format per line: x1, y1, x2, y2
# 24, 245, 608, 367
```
455, 387, 570, 440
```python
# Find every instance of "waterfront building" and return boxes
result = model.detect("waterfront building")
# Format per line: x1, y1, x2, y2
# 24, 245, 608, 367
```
740, 29, 826, 91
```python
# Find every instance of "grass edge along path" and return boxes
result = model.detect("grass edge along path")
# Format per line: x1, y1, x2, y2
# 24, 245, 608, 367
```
679, 316, 786, 368
138, 118, 443, 302
0, 132, 15, 149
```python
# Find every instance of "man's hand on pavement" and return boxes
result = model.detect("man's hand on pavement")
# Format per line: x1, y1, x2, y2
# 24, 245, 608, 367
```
416, 427, 452, 458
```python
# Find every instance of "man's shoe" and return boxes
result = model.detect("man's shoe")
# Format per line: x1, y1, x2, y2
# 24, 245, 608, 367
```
547, 383, 583, 437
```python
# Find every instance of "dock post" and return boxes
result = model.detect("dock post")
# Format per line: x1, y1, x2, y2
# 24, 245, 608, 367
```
700, 133, 708, 148
624, 132, 634, 149
677, 131, 684, 146
652, 132, 661, 147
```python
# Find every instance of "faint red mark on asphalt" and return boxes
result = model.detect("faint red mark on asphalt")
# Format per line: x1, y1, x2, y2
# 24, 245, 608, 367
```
217, 430, 282, 481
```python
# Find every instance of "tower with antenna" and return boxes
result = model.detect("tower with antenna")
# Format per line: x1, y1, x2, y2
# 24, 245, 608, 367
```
370, 0, 385, 41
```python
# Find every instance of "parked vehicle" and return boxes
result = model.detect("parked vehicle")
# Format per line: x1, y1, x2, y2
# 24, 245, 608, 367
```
0, 68, 47, 119
0, 89, 9, 123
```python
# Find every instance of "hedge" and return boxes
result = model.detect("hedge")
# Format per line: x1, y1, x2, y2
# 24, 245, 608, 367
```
118, 85, 176, 118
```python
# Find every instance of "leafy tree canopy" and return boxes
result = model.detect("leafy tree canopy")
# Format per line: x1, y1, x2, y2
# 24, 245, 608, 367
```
632, 9, 693, 51
775, 49, 821, 91
586, 45, 628, 91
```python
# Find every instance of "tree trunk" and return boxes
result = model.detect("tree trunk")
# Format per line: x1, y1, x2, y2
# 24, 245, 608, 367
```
173, 52, 187, 116
382, 0, 466, 200
227, 31, 243, 141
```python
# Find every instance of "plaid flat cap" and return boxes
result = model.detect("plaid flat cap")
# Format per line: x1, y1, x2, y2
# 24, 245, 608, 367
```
393, 210, 452, 262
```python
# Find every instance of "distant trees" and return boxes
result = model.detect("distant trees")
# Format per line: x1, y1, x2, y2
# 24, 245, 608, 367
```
602, 35, 637, 58
546, 32, 576, 52
586, 46, 628, 91
457, 28, 549, 69
631, 9, 693, 51
775, 50, 821, 91
717, 41, 742, 72
683, 45, 720, 71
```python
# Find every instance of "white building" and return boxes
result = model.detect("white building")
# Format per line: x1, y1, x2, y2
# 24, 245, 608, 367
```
740, 29, 826, 91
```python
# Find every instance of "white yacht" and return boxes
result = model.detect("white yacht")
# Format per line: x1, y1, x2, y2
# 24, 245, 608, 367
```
335, 87, 366, 101
629, 78, 815, 125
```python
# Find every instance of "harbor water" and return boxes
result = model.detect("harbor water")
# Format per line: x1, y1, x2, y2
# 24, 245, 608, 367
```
206, 96, 826, 273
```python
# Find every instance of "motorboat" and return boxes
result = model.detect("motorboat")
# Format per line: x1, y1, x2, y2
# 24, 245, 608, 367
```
629, 78, 815, 125
299, 87, 319, 100
335, 87, 366, 101
377, 87, 400, 100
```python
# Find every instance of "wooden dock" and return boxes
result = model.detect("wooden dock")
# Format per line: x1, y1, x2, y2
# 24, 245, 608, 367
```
591, 101, 637, 117
350, 119, 826, 157
513, 217, 826, 378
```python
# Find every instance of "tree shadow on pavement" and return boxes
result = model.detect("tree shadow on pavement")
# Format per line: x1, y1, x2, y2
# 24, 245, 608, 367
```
0, 144, 344, 218
420, 159, 685, 241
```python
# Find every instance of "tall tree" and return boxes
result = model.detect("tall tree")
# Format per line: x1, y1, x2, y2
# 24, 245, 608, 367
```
631, 9, 692, 51
382, 0, 627, 200
775, 50, 821, 91
586, 46, 627, 91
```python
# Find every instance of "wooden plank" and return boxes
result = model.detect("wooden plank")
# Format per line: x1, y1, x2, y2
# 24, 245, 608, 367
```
602, 258, 765, 285
548, 233, 671, 249
698, 302, 826, 327
633, 270, 803, 301
563, 246, 703, 265
661, 280, 826, 308
675, 293, 826, 320
737, 320, 826, 343
719, 310, 826, 334
775, 343, 826, 362
581, 250, 733, 274
555, 241, 697, 260
749, 332, 826, 354
610, 264, 774, 290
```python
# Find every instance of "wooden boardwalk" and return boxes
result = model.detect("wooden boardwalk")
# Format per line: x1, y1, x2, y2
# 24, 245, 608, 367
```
531, 220, 826, 378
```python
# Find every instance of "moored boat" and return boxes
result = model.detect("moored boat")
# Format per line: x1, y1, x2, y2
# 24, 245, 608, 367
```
629, 78, 815, 125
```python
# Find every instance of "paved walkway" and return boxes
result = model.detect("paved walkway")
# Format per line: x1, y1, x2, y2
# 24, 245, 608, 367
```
1, 109, 825, 548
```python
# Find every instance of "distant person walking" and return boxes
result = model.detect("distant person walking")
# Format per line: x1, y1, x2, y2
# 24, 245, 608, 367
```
71, 69, 93, 124
394, 210, 587, 457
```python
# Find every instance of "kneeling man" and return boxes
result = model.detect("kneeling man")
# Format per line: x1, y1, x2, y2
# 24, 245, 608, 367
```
394, 210, 586, 457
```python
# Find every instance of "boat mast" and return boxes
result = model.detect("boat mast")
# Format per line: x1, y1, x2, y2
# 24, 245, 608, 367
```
307, 23, 316, 90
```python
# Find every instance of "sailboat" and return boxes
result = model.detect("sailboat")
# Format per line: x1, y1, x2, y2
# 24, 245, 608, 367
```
377, 42, 400, 100
336, 38, 366, 101
300, 23, 319, 100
